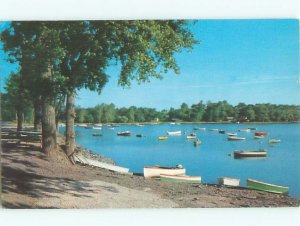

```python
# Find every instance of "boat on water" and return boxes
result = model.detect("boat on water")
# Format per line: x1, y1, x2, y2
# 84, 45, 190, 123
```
218, 177, 240, 187
194, 139, 202, 145
226, 132, 237, 136
160, 174, 201, 183
136, 134, 143, 138
269, 139, 281, 143
255, 131, 268, 136
187, 133, 197, 139
227, 136, 246, 141
92, 133, 102, 136
238, 129, 250, 132
248, 127, 257, 130
117, 131, 131, 136
219, 130, 226, 134
234, 150, 267, 158
246, 178, 289, 194
193, 127, 206, 130
143, 165, 186, 178
158, 136, 168, 140
92, 126, 102, 130
254, 135, 265, 139
208, 128, 219, 131
166, 131, 182, 135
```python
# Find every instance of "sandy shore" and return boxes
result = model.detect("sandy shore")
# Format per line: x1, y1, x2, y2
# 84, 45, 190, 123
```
1, 138, 299, 208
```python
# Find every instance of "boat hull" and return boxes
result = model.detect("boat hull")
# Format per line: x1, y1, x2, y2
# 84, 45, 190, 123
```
234, 150, 267, 158
144, 166, 186, 178
247, 178, 289, 194
218, 177, 240, 187
160, 174, 201, 183
158, 136, 168, 140
255, 132, 268, 136
227, 137, 246, 141
166, 131, 182, 135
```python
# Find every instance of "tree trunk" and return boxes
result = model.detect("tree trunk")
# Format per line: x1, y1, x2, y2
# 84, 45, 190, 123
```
65, 91, 76, 158
34, 96, 42, 131
16, 109, 23, 133
41, 96, 57, 154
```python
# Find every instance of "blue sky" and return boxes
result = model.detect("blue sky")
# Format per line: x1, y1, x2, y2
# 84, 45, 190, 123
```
1, 19, 299, 110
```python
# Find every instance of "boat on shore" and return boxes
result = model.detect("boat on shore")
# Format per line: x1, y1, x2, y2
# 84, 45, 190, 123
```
246, 178, 289, 194
234, 150, 267, 158
255, 131, 268, 136
166, 131, 182, 135
160, 174, 201, 183
117, 131, 131, 136
143, 165, 186, 178
158, 136, 168, 140
218, 177, 240, 187
269, 139, 281, 143
227, 136, 246, 141
226, 132, 237, 136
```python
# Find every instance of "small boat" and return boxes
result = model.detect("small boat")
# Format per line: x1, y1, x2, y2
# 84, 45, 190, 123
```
160, 174, 201, 183
246, 178, 289, 194
158, 136, 168, 140
187, 135, 197, 139
238, 129, 250, 132
170, 122, 176, 125
117, 131, 131, 136
269, 139, 281, 143
227, 136, 246, 141
143, 165, 186, 178
254, 135, 264, 139
166, 131, 182, 135
226, 132, 237, 136
255, 131, 268, 136
92, 133, 102, 136
193, 127, 206, 130
248, 127, 257, 130
219, 130, 226, 134
218, 177, 240, 187
194, 139, 202, 145
92, 126, 102, 130
208, 128, 219, 131
234, 150, 267, 158
136, 134, 143, 138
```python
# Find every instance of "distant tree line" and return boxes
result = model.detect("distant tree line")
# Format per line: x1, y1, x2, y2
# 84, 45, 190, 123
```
72, 101, 300, 123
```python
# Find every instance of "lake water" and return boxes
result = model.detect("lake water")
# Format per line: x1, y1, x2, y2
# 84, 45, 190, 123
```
62, 123, 300, 198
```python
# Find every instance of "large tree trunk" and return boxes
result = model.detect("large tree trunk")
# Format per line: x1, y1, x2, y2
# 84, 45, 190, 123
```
41, 96, 57, 154
65, 92, 76, 158
34, 96, 42, 131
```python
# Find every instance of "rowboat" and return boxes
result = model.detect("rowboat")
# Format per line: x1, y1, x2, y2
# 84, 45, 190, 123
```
117, 131, 131, 136
218, 177, 240, 187
254, 135, 264, 139
158, 136, 168, 140
234, 150, 267, 158
269, 139, 281, 143
226, 132, 237, 136
246, 178, 289, 194
227, 136, 246, 141
160, 174, 201, 183
255, 131, 268, 136
187, 135, 197, 139
143, 165, 186, 178
194, 140, 202, 145
92, 126, 102, 130
193, 127, 206, 130
238, 129, 250, 132
166, 131, 182, 135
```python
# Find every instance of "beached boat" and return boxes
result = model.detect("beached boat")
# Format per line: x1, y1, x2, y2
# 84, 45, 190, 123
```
234, 150, 267, 158
193, 127, 206, 130
255, 131, 268, 136
194, 139, 202, 145
166, 131, 182, 135
143, 165, 186, 178
254, 135, 265, 139
218, 177, 240, 187
246, 178, 289, 194
117, 131, 131, 136
158, 136, 168, 140
226, 132, 237, 136
269, 139, 281, 143
238, 129, 250, 132
160, 174, 201, 183
227, 136, 246, 141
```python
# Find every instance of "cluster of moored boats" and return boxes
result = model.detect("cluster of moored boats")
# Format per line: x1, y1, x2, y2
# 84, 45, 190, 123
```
143, 165, 289, 194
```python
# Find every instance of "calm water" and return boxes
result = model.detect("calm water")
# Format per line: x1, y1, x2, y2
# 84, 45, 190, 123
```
61, 123, 300, 198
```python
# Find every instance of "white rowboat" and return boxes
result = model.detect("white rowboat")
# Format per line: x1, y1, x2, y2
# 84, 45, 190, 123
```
143, 165, 186, 178
218, 177, 240, 187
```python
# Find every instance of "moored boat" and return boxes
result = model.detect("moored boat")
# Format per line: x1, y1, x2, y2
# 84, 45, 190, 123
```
227, 136, 246, 141
117, 131, 131, 136
187, 133, 197, 139
246, 178, 289, 194
226, 132, 237, 136
248, 127, 257, 130
143, 165, 186, 178
218, 177, 240, 187
208, 128, 219, 131
158, 136, 168, 140
166, 130, 182, 135
92, 126, 102, 130
254, 135, 264, 139
234, 150, 267, 158
219, 130, 226, 134
269, 139, 281, 143
160, 174, 201, 183
194, 139, 202, 145
238, 129, 250, 132
136, 134, 143, 138
92, 133, 102, 136
255, 131, 268, 136
193, 127, 206, 130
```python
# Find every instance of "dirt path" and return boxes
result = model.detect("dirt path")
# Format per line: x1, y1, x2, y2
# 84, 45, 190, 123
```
1, 141, 299, 208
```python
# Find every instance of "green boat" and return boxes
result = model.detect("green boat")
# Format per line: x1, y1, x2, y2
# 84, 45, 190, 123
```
246, 178, 289, 194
